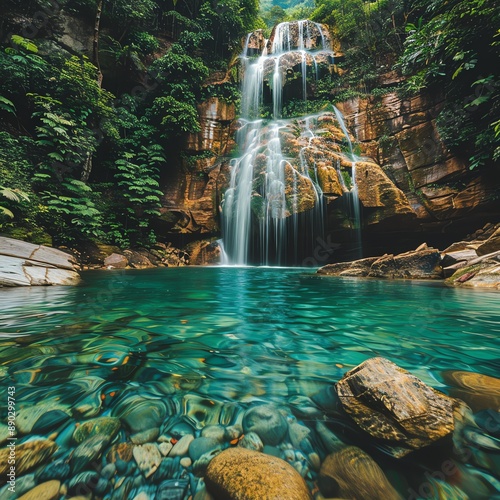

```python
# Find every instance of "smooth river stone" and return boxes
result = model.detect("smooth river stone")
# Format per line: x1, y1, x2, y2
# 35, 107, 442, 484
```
114, 396, 167, 433
169, 434, 195, 457
70, 434, 110, 473
133, 443, 162, 478
131, 427, 160, 444
200, 425, 226, 442
18, 480, 60, 500
238, 431, 263, 452
443, 370, 500, 410
242, 405, 288, 446
17, 403, 70, 434
32, 410, 71, 434
0, 439, 57, 476
318, 446, 401, 500
205, 447, 313, 500
73, 417, 121, 444
188, 437, 222, 462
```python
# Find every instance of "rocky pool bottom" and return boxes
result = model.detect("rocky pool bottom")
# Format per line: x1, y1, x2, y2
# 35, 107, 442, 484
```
0, 267, 499, 499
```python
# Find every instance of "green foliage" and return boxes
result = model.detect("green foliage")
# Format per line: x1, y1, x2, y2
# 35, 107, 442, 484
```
0, 0, 262, 249
398, 0, 500, 169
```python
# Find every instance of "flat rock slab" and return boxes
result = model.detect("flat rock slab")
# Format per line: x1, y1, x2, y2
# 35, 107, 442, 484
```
0, 237, 80, 286
0, 237, 76, 269
336, 357, 457, 457
205, 447, 313, 500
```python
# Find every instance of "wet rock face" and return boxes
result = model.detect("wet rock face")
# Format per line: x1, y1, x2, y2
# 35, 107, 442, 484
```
205, 447, 313, 500
336, 357, 457, 457
336, 92, 500, 233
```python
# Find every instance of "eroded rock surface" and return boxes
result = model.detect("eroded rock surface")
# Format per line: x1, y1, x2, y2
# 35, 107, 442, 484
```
0, 237, 80, 286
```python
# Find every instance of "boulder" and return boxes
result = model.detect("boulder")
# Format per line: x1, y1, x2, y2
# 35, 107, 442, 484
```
317, 256, 379, 277
336, 357, 458, 457
368, 249, 442, 279
477, 228, 500, 256
318, 446, 401, 500
205, 447, 312, 500
0, 237, 80, 286
445, 251, 500, 289
104, 253, 128, 269
123, 250, 155, 269
317, 248, 442, 280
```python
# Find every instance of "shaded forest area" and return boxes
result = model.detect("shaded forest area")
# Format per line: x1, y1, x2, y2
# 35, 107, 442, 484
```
0, 0, 498, 251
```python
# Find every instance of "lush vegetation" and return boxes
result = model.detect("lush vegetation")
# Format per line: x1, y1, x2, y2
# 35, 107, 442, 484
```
0, 0, 259, 247
309, 0, 499, 169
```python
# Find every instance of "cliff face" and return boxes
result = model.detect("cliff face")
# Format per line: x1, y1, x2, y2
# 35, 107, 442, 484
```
336, 90, 500, 249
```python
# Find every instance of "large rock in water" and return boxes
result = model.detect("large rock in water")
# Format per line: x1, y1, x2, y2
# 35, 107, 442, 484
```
318, 246, 442, 279
0, 237, 80, 286
336, 357, 458, 457
318, 446, 401, 500
205, 447, 312, 500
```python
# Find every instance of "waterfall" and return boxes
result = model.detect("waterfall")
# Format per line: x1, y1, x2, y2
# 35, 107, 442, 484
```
221, 20, 360, 266
333, 106, 362, 256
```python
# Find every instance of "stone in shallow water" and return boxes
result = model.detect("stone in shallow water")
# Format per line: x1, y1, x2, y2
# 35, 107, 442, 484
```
17, 403, 70, 434
67, 471, 101, 496
169, 434, 195, 457
318, 446, 400, 500
238, 431, 263, 451
189, 437, 222, 462
17, 480, 60, 500
73, 417, 121, 444
200, 425, 226, 442
107, 442, 135, 464
157, 479, 190, 500
133, 443, 162, 478
242, 404, 288, 446
205, 447, 312, 500
0, 439, 57, 476
131, 427, 160, 444
113, 395, 168, 434
336, 357, 457, 457
38, 459, 71, 482
70, 434, 111, 473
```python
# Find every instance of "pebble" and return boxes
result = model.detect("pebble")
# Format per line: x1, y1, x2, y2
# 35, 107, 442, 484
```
70, 434, 110, 473
17, 403, 69, 434
288, 422, 311, 448
180, 457, 192, 468
133, 443, 162, 478
73, 417, 121, 444
169, 434, 195, 457
32, 410, 71, 434
18, 481, 61, 500
188, 437, 222, 461
238, 432, 263, 452
0, 474, 36, 499
200, 425, 226, 442
242, 405, 288, 446
158, 441, 173, 456
157, 478, 190, 500
101, 462, 116, 479
68, 471, 100, 496
37, 459, 71, 482
131, 427, 160, 444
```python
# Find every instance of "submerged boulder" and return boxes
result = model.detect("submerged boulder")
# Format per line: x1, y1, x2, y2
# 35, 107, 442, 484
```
318, 446, 401, 500
205, 447, 312, 500
336, 357, 458, 457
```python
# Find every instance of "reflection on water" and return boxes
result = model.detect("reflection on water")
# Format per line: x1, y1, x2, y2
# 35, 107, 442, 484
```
0, 267, 499, 498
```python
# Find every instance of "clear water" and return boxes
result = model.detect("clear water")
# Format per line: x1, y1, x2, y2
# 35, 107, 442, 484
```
1, 268, 500, 498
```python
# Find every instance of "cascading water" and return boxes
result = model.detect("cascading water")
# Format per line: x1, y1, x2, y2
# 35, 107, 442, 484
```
221, 20, 361, 266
